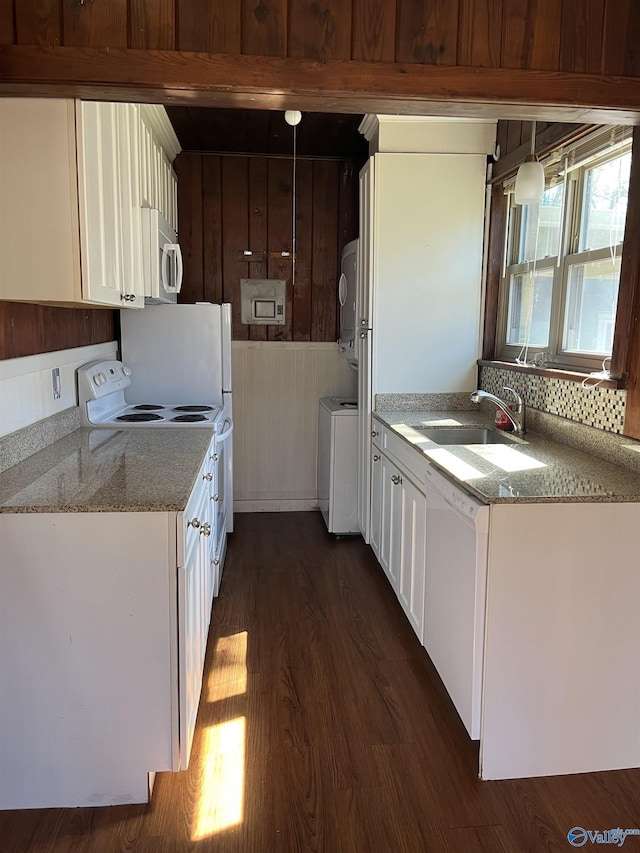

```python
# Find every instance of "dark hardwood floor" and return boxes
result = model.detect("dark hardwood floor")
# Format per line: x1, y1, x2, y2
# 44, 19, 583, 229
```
2, 511, 640, 851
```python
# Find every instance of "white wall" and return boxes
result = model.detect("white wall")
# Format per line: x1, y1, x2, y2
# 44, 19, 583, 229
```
232, 341, 356, 512
0, 342, 117, 438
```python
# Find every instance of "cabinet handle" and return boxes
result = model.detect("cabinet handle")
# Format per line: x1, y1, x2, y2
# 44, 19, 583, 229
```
373, 454, 380, 461
120, 293, 136, 302
210, 453, 219, 462
360, 318, 368, 326
202, 473, 213, 482
187, 517, 201, 528
359, 331, 368, 339
212, 558, 220, 566
391, 474, 402, 485
371, 430, 378, 438
211, 494, 219, 502
200, 523, 211, 537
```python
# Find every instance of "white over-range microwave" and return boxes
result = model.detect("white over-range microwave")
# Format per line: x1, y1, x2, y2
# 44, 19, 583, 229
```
142, 207, 183, 304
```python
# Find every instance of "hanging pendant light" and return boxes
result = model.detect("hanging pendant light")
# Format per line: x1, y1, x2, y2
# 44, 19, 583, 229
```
515, 120, 545, 206
284, 110, 302, 287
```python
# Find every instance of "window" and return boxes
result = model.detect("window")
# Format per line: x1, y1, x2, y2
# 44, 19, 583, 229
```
497, 131, 632, 371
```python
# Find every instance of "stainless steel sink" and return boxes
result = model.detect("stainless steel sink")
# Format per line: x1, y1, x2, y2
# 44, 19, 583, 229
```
415, 427, 518, 445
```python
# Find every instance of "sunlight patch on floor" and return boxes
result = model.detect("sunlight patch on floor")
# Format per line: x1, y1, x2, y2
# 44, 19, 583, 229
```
191, 716, 246, 840
207, 631, 248, 702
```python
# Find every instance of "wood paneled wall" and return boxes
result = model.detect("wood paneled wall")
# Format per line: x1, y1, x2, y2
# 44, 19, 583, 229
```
2, 0, 640, 76
175, 152, 359, 342
0, 302, 115, 361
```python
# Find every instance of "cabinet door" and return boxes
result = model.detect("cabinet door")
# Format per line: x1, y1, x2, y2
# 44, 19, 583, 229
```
370, 446, 383, 559
398, 475, 426, 643
379, 454, 403, 591
77, 101, 123, 307
356, 329, 373, 542
388, 464, 403, 592
357, 158, 375, 331
139, 119, 154, 209
356, 159, 375, 543
177, 483, 209, 769
116, 104, 144, 307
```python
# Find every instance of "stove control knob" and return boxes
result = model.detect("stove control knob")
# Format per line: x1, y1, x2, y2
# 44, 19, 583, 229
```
99, 372, 107, 384
93, 374, 101, 386
122, 366, 132, 377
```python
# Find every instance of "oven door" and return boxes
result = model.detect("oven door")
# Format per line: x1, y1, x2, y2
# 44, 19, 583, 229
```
211, 416, 233, 594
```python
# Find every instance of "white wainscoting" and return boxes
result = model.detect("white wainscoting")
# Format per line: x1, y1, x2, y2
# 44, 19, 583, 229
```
0, 342, 118, 438
232, 341, 357, 512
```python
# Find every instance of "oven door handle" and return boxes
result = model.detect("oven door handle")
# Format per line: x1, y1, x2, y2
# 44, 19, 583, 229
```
216, 418, 233, 443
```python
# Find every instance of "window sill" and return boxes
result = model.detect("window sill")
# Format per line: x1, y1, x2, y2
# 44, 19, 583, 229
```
477, 360, 626, 390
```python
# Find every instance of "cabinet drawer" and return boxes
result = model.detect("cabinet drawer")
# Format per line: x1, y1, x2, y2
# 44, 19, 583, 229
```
381, 425, 429, 490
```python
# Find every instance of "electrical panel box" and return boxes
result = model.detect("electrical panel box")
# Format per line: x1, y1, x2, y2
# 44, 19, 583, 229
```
240, 279, 286, 325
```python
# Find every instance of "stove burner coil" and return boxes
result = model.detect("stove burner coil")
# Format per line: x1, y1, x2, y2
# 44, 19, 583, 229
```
171, 414, 208, 422
172, 405, 214, 413
116, 413, 164, 422
133, 404, 165, 411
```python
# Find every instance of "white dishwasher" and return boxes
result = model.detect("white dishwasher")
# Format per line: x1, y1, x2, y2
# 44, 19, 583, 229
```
423, 465, 490, 739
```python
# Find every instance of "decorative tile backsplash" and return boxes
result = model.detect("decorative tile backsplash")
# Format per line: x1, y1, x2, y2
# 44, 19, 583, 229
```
479, 366, 626, 434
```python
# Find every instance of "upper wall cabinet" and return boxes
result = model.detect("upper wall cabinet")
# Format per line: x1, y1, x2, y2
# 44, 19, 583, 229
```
139, 105, 180, 233
0, 99, 180, 309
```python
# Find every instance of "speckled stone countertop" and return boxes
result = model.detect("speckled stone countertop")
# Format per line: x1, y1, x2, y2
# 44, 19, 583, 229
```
374, 411, 640, 504
0, 427, 214, 513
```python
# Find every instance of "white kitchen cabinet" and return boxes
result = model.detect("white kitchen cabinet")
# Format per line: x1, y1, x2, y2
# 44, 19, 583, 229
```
356, 119, 495, 543
370, 420, 429, 644
76, 101, 144, 307
397, 473, 426, 642
117, 104, 145, 305
356, 157, 375, 542
0, 98, 179, 308
139, 104, 180, 231
378, 453, 396, 586
480, 501, 640, 780
178, 460, 212, 769
369, 444, 383, 560
0, 435, 217, 809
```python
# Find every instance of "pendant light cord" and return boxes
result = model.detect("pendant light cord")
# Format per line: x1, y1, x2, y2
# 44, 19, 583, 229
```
530, 120, 536, 157
292, 122, 297, 288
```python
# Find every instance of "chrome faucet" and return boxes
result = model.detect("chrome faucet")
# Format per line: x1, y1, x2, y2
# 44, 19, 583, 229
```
470, 386, 526, 434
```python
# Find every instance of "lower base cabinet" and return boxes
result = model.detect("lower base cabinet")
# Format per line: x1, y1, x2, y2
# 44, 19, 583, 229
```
370, 418, 640, 782
370, 429, 427, 644
0, 436, 220, 810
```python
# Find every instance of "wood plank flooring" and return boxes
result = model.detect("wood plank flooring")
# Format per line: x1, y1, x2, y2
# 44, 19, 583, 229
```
2, 511, 640, 852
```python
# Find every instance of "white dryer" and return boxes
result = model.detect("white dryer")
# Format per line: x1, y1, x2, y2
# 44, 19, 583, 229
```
317, 397, 359, 535
337, 239, 359, 369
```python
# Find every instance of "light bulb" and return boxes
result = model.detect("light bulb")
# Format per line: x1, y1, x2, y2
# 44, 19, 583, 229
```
284, 110, 302, 126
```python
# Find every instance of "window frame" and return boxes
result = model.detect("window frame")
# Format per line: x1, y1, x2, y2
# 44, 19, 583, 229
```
495, 135, 632, 373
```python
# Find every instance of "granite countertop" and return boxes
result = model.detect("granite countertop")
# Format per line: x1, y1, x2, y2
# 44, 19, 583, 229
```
374, 410, 640, 504
0, 427, 214, 513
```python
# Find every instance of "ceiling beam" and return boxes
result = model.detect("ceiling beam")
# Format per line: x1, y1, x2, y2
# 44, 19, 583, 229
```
2, 46, 640, 124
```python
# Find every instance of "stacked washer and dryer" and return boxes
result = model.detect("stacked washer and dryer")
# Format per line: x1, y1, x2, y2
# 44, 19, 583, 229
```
317, 239, 360, 535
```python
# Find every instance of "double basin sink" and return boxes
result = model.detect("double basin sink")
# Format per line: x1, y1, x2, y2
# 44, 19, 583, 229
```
415, 427, 519, 446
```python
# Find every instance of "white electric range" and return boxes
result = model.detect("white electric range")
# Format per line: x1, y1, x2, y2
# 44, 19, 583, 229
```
77, 359, 224, 428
